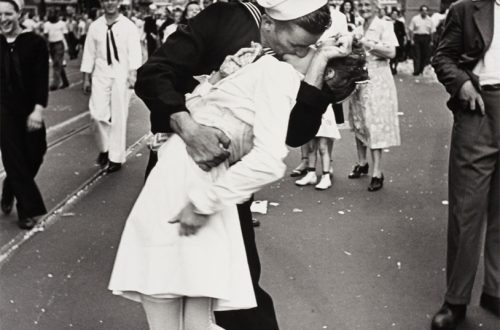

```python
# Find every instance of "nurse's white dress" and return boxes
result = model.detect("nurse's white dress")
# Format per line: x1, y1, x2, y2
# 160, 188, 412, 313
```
108, 56, 302, 311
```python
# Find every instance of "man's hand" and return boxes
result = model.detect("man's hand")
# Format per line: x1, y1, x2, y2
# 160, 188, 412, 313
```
219, 42, 262, 78
459, 80, 485, 115
169, 203, 209, 236
83, 73, 91, 94
170, 112, 231, 171
127, 70, 137, 89
27, 105, 44, 131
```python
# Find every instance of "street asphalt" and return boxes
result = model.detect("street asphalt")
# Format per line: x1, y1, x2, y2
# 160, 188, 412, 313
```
0, 61, 499, 330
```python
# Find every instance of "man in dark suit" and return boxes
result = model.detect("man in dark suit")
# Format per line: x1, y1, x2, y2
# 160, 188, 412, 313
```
431, 0, 500, 329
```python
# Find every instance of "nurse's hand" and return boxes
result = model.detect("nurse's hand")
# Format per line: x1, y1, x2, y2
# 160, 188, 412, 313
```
170, 203, 209, 236
171, 112, 231, 172
27, 105, 44, 131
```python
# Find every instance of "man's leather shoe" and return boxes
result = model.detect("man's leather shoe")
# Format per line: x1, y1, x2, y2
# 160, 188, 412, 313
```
431, 302, 466, 330
18, 217, 38, 230
1, 194, 14, 215
107, 161, 122, 173
348, 163, 369, 179
480, 292, 500, 317
96, 152, 109, 168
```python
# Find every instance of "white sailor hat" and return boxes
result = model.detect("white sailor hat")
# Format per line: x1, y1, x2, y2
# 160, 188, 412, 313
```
257, 0, 327, 21
5, 0, 24, 11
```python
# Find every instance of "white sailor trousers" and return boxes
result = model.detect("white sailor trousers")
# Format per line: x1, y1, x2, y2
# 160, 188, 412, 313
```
89, 75, 131, 164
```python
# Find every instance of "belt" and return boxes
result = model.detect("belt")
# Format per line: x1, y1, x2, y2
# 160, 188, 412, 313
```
482, 84, 500, 91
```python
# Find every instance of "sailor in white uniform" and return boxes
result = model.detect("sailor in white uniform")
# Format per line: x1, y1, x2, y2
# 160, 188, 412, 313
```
80, 0, 142, 172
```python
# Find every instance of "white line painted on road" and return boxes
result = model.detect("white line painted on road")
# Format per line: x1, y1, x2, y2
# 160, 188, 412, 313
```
46, 111, 89, 134
0, 133, 151, 267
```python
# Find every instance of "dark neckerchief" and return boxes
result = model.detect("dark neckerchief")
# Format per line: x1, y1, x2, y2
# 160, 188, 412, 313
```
106, 19, 120, 65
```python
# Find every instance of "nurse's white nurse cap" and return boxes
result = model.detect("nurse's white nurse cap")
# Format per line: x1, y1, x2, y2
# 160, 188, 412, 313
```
257, 0, 327, 21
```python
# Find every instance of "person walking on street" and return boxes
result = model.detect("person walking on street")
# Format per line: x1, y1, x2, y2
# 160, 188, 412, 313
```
431, 0, 500, 328
43, 11, 69, 90
134, 0, 352, 328
408, 5, 434, 76
347, 0, 400, 192
0, 0, 49, 230
80, 0, 142, 173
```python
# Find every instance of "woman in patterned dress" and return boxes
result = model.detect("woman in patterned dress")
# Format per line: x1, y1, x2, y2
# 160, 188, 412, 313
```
347, 0, 400, 191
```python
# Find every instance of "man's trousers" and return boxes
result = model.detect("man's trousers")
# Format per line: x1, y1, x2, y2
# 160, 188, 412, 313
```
89, 76, 131, 164
445, 88, 500, 304
49, 41, 69, 89
412, 34, 432, 75
0, 113, 47, 219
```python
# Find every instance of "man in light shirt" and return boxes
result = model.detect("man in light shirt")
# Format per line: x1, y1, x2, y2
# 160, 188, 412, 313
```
43, 12, 69, 90
80, 0, 142, 173
408, 5, 434, 75
432, 0, 500, 328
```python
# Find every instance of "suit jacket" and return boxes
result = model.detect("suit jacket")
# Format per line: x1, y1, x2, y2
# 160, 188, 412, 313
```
432, 0, 494, 112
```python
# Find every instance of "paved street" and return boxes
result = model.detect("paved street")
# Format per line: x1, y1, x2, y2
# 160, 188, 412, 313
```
0, 59, 498, 330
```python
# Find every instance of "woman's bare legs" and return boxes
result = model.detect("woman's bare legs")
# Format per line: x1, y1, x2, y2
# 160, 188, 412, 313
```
141, 295, 182, 330
327, 138, 335, 174
317, 138, 331, 173
370, 148, 383, 178
355, 137, 368, 166
290, 144, 309, 176
315, 137, 333, 190
295, 140, 318, 186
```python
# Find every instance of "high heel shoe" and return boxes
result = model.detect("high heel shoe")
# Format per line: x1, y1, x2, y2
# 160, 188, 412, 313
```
368, 174, 384, 192
290, 158, 308, 177
348, 163, 369, 179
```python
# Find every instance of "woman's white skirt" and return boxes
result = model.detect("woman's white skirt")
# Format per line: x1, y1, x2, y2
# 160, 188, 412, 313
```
316, 104, 341, 140
108, 135, 256, 311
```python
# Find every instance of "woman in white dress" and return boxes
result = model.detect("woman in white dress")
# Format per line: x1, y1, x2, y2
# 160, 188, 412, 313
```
109, 42, 367, 329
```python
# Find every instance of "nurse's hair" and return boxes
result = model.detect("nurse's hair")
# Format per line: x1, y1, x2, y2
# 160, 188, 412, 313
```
322, 38, 370, 103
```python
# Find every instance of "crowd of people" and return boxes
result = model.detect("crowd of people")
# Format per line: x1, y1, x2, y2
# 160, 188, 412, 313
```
0, 0, 498, 329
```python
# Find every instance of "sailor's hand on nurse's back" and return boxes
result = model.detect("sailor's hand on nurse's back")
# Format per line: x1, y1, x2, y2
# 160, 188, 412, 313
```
171, 112, 231, 172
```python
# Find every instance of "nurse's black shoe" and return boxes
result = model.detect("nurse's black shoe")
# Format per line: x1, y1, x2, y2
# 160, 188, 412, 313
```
107, 162, 122, 173
18, 217, 38, 230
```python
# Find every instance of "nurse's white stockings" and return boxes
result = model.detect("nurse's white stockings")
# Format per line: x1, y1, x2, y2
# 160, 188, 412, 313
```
141, 295, 224, 330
